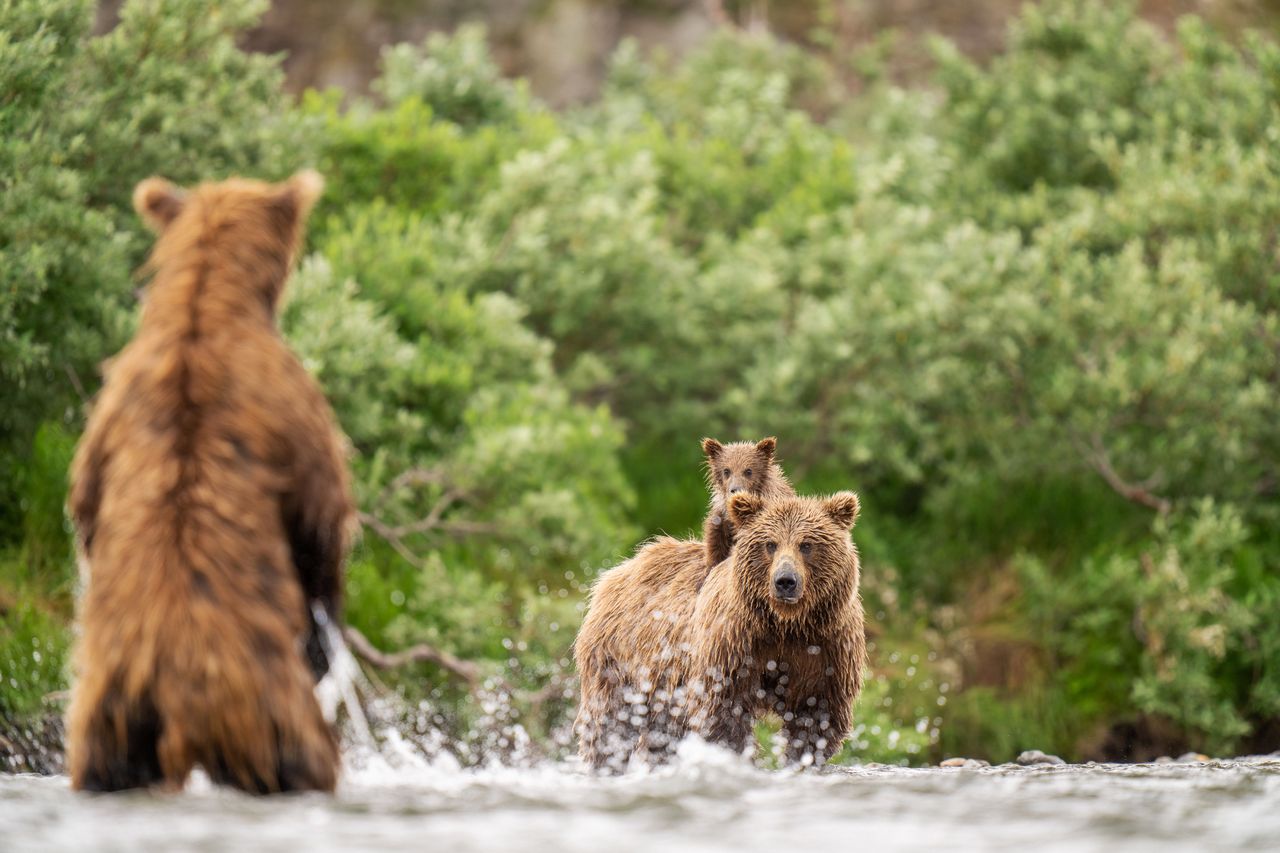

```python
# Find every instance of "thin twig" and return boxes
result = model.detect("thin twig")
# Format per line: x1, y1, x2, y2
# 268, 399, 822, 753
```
1082, 432, 1172, 515
343, 629, 576, 727
369, 466, 449, 512
344, 625, 481, 687
64, 363, 88, 407
357, 509, 500, 546
355, 511, 430, 570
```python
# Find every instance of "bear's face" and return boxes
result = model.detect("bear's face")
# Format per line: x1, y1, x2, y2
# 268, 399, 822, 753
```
702, 437, 779, 504
727, 492, 860, 622
132, 171, 324, 315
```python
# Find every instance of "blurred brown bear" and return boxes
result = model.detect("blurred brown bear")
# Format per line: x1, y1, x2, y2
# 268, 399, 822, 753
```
574, 491, 865, 772
66, 172, 354, 794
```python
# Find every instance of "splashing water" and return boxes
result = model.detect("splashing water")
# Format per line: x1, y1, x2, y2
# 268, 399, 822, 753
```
311, 606, 460, 775
4, 749, 1280, 851
312, 605, 375, 752
4, 623, 1278, 851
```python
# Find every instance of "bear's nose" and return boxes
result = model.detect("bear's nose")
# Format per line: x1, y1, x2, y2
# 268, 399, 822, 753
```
773, 565, 800, 602
729, 485, 744, 495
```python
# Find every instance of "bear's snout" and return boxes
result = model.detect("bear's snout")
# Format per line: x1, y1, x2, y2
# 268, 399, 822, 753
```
772, 558, 802, 603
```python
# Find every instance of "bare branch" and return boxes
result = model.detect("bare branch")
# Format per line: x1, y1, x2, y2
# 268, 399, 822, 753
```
391, 486, 463, 536
367, 466, 450, 512
343, 629, 576, 730
355, 511, 430, 570
63, 363, 88, 407
357, 509, 500, 544
344, 625, 481, 687
1082, 433, 1172, 515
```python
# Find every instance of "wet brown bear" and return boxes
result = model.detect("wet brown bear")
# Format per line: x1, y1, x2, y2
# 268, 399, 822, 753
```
574, 492, 865, 771
700, 437, 794, 573
66, 172, 354, 794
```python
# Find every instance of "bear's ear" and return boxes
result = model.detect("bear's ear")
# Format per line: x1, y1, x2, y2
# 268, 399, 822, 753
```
702, 437, 724, 460
133, 177, 186, 231
270, 170, 325, 229
823, 492, 860, 530
728, 492, 765, 528
286, 169, 324, 218
755, 437, 777, 460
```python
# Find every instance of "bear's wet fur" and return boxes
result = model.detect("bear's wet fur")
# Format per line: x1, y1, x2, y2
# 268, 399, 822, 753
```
66, 172, 354, 794
575, 491, 866, 772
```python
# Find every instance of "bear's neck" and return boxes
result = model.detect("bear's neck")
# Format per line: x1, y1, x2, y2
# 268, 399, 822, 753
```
143, 252, 282, 335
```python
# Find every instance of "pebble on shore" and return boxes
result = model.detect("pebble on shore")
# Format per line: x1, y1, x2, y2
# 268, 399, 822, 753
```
1015, 750, 1066, 766
940, 757, 992, 768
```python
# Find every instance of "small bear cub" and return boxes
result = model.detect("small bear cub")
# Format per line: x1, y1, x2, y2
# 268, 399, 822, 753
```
700, 437, 795, 571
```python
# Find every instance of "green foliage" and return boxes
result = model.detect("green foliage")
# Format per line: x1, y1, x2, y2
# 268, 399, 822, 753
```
281, 239, 634, 699
1022, 503, 1278, 756
17, 424, 77, 581
0, 595, 70, 718
375, 23, 527, 127
934, 0, 1165, 193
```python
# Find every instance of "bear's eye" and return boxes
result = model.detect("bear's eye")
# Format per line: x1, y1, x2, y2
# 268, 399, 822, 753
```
766, 541, 777, 555
744, 469, 753, 477
799, 541, 812, 555
723, 468, 731, 478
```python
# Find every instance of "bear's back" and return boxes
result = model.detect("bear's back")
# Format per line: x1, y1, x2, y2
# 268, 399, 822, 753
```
79, 306, 332, 627
576, 536, 705, 677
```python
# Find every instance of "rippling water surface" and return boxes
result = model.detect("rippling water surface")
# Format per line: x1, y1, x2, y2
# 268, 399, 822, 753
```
4, 745, 1279, 852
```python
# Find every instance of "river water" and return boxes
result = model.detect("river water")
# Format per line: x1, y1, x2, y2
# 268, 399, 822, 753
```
4, 743, 1278, 852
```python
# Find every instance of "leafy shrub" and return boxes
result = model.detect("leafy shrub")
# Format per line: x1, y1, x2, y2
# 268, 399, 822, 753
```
375, 23, 528, 127
1021, 502, 1278, 755
282, 246, 635, 699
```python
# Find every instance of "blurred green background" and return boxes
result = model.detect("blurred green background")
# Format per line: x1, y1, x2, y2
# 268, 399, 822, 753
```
3, 0, 1280, 766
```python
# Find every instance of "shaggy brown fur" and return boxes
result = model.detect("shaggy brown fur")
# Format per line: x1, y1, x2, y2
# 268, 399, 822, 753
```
574, 492, 865, 772
700, 437, 794, 572
65, 172, 354, 794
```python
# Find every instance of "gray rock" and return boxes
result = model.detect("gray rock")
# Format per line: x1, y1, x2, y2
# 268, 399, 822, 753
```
940, 757, 991, 769
1016, 749, 1065, 766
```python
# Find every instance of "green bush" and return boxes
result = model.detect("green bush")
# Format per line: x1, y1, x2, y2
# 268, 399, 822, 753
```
375, 23, 529, 128
0, 595, 71, 718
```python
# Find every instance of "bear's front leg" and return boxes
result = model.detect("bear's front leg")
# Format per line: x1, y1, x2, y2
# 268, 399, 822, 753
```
778, 694, 851, 767
688, 665, 758, 758
701, 508, 735, 572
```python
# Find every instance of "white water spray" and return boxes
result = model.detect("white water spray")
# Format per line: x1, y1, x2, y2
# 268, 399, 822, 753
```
312, 604, 376, 752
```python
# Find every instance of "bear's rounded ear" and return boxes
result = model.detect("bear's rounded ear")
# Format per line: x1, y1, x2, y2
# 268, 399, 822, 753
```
702, 437, 724, 460
287, 169, 324, 217
823, 492, 860, 530
728, 492, 765, 528
270, 170, 325, 228
133, 177, 186, 231
755, 437, 777, 460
